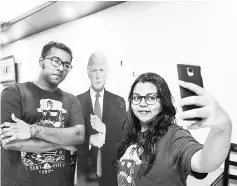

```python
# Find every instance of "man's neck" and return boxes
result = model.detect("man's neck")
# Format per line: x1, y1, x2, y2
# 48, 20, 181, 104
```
91, 87, 104, 93
34, 78, 58, 92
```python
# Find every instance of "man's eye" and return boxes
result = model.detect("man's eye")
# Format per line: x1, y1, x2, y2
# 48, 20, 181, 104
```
52, 58, 61, 64
64, 63, 70, 67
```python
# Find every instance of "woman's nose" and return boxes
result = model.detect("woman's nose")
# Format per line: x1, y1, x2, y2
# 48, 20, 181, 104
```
139, 98, 148, 107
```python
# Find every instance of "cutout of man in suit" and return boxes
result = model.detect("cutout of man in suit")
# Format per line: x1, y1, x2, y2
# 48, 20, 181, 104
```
77, 51, 126, 186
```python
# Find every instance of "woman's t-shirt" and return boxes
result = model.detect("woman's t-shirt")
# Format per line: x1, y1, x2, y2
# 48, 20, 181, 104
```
117, 125, 207, 186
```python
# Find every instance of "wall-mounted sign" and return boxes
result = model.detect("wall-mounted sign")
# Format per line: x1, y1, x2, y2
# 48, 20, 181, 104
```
0, 56, 17, 84
133, 72, 140, 77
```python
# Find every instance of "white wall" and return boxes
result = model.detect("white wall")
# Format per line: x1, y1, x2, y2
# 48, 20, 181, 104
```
1, 0, 237, 145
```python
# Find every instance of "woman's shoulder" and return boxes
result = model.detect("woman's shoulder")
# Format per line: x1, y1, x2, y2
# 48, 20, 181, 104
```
166, 124, 182, 134
161, 124, 191, 142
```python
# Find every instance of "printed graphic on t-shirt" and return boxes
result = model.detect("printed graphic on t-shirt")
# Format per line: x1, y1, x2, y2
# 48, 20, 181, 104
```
117, 144, 144, 186
37, 99, 67, 128
21, 99, 74, 175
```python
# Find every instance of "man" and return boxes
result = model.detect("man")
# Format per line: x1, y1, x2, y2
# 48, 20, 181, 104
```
77, 51, 126, 186
1, 41, 85, 186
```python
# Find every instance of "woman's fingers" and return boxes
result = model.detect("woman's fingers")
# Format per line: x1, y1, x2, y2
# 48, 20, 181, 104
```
179, 96, 210, 107
179, 80, 208, 96
179, 107, 210, 120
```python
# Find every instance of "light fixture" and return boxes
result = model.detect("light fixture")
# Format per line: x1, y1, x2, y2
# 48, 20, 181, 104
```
62, 5, 77, 20
1, 33, 8, 45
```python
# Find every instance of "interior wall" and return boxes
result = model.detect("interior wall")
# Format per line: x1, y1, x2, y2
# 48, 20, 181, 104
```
1, 0, 237, 145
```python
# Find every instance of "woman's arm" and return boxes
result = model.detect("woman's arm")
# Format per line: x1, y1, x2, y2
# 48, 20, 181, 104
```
191, 121, 231, 172
179, 80, 232, 173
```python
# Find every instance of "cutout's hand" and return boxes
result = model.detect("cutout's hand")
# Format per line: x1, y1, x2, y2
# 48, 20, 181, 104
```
89, 133, 105, 148
90, 114, 106, 135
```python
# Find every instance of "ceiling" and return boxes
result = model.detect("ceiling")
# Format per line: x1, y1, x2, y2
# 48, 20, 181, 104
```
0, 1, 46, 23
0, 1, 125, 47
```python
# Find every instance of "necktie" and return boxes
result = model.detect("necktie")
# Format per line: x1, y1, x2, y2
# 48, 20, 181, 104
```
94, 93, 102, 177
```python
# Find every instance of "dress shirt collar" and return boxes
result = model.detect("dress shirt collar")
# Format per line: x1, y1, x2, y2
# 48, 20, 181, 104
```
90, 87, 105, 99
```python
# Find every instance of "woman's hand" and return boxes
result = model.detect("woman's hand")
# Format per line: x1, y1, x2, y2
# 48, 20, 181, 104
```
178, 80, 232, 132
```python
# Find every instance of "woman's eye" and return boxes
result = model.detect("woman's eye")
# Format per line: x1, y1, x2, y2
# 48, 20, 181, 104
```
133, 96, 140, 101
147, 96, 156, 101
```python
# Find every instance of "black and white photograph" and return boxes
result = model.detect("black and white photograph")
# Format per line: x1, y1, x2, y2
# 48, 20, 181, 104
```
1, 1, 237, 186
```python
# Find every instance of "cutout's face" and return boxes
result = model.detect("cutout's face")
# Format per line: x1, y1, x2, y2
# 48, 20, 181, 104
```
131, 82, 162, 126
40, 47, 72, 86
88, 61, 108, 92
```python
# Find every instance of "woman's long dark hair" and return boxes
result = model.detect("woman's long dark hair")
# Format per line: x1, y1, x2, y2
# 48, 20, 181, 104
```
116, 72, 177, 177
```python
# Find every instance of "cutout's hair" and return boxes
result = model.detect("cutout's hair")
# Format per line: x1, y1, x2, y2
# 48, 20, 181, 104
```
87, 51, 108, 72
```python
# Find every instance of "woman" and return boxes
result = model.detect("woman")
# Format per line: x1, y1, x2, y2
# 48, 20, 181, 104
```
116, 72, 231, 186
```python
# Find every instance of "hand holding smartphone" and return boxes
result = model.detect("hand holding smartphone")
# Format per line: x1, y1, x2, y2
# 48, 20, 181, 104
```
177, 64, 204, 121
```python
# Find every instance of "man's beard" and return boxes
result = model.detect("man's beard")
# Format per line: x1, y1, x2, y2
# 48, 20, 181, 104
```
45, 75, 62, 88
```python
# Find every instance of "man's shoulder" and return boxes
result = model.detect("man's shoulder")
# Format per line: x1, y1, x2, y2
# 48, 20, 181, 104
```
76, 90, 89, 99
105, 90, 126, 110
2, 82, 29, 93
105, 90, 124, 101
60, 89, 78, 100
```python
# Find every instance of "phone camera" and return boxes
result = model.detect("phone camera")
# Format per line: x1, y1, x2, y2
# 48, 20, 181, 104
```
187, 68, 193, 73
187, 67, 194, 76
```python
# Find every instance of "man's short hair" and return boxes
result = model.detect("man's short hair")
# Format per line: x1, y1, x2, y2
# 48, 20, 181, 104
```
41, 41, 73, 60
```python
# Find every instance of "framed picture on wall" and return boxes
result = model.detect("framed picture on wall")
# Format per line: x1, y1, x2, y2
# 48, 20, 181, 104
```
0, 56, 17, 84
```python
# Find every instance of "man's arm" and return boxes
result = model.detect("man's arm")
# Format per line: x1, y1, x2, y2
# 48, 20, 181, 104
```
1, 138, 60, 154
1, 86, 85, 149
1, 115, 85, 146
2, 137, 77, 154
35, 124, 85, 146
35, 94, 85, 146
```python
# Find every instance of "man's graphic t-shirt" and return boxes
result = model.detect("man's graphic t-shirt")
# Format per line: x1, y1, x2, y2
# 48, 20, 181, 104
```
117, 125, 208, 186
21, 99, 68, 175
1, 82, 84, 186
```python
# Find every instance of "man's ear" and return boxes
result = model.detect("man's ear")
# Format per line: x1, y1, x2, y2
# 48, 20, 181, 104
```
39, 57, 44, 68
87, 69, 91, 78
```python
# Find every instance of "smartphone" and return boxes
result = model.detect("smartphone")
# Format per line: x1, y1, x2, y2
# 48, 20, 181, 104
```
177, 64, 204, 121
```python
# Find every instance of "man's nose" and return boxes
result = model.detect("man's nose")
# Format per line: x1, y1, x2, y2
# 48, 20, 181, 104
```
57, 64, 64, 72
96, 71, 101, 79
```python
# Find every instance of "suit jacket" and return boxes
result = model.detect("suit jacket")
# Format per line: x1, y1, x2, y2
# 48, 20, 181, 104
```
77, 89, 126, 186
